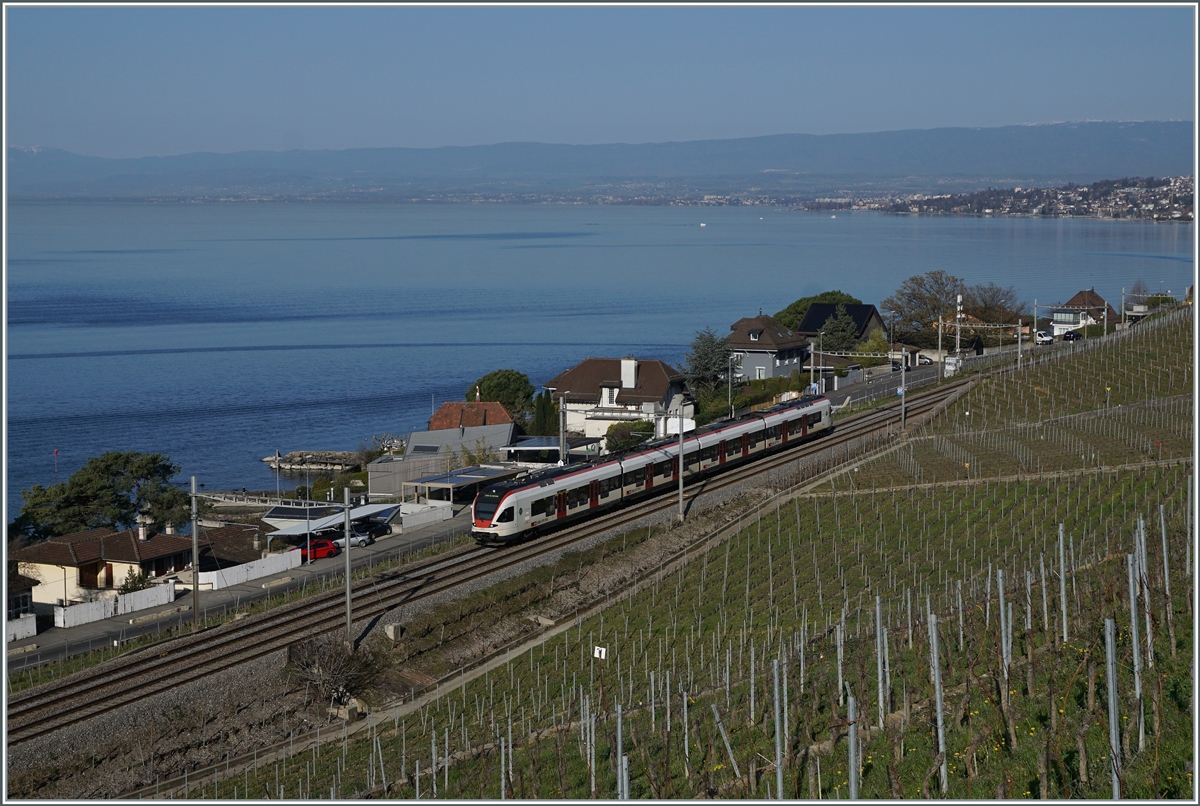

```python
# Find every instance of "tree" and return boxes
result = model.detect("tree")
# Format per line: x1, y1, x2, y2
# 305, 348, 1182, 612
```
856, 328, 891, 368
11, 451, 190, 541
529, 390, 558, 437
880, 270, 966, 342
684, 327, 735, 399
289, 634, 388, 705
818, 304, 861, 351
466, 369, 536, 420
774, 290, 862, 330
963, 282, 1025, 324
118, 568, 153, 594
1130, 278, 1149, 298
605, 420, 654, 454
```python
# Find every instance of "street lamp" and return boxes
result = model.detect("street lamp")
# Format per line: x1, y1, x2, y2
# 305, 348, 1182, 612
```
304, 454, 314, 565
728, 353, 736, 420
558, 391, 571, 465
818, 330, 824, 394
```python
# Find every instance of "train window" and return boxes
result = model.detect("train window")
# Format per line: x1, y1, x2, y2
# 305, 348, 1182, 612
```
748, 432, 759, 448
531, 496, 552, 517
767, 425, 779, 439
809, 411, 822, 425
496, 507, 515, 523
657, 460, 671, 478
701, 445, 718, 462
568, 486, 587, 508
475, 490, 503, 521
685, 451, 699, 468
623, 467, 644, 487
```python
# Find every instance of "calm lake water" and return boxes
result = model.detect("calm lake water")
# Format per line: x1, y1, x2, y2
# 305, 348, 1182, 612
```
5, 202, 1193, 517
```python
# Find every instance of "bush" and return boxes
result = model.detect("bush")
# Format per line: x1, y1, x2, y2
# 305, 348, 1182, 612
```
289, 634, 389, 705
118, 568, 152, 594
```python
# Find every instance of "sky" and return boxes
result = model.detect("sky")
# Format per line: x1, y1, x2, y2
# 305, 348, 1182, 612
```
3, 4, 1196, 159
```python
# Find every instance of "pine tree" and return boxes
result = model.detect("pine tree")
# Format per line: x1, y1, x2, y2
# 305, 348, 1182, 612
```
820, 304, 861, 351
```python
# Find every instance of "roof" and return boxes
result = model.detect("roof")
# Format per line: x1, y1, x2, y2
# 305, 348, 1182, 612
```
267, 504, 401, 537
1060, 289, 1119, 321
10, 528, 194, 567
544, 358, 685, 404
196, 521, 272, 566
428, 401, 513, 431
795, 304, 884, 339
7, 567, 39, 593
728, 314, 809, 351
403, 423, 517, 458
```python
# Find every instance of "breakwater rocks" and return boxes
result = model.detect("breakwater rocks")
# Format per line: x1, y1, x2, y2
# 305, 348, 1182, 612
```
262, 451, 359, 472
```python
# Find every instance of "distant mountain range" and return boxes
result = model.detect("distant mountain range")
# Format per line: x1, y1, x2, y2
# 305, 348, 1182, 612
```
7, 121, 1193, 201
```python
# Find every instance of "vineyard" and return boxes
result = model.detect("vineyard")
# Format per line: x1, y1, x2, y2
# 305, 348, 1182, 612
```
122, 307, 1200, 800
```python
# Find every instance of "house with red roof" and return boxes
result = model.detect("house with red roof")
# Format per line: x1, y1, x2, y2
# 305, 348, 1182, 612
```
1050, 289, 1119, 337
10, 524, 193, 605
428, 401, 513, 431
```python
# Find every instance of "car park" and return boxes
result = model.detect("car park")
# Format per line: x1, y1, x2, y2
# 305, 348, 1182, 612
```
1061, 331, 1081, 341
1035, 331, 1053, 345
292, 538, 340, 561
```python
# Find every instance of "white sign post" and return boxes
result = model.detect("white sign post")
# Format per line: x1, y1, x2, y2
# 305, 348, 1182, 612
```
594, 646, 608, 709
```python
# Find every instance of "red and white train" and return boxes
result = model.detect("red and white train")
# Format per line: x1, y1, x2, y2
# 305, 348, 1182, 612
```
471, 394, 833, 544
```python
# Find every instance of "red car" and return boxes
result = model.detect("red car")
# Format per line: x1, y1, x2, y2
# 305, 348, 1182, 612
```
293, 539, 341, 562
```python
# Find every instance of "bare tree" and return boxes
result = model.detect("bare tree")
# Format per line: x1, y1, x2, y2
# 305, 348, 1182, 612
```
963, 283, 1026, 323
880, 270, 966, 341
289, 634, 388, 704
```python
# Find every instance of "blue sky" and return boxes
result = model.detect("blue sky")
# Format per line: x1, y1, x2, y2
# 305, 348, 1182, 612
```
4, 5, 1195, 158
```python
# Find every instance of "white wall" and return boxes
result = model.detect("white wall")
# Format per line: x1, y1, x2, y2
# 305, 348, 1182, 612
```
198, 550, 301, 589
6, 614, 36, 643
115, 580, 175, 615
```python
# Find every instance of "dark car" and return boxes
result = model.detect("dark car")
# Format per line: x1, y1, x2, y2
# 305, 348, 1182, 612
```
293, 538, 341, 562
1061, 331, 1081, 341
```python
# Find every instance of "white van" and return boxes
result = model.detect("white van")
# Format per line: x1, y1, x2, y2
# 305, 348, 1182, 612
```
1035, 331, 1053, 345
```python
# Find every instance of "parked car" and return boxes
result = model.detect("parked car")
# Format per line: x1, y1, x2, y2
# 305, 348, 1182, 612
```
1061, 331, 1081, 341
292, 538, 341, 561
333, 532, 374, 549
355, 521, 391, 539
891, 361, 902, 371
917, 354, 933, 365
1035, 331, 1053, 345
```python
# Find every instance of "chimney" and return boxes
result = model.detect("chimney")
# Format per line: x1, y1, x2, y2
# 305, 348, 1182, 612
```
136, 511, 152, 541
621, 357, 637, 389
164, 523, 175, 535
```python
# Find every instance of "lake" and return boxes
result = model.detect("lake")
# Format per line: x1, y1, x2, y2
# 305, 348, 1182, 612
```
5, 202, 1193, 517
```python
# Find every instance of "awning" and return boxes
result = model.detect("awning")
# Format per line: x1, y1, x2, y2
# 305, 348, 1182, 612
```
266, 504, 399, 537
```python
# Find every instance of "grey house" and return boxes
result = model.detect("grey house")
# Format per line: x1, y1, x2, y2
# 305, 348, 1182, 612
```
728, 312, 810, 380
367, 423, 517, 499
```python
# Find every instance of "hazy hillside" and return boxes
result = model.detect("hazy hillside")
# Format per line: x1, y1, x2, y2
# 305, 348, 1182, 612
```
7, 121, 1193, 201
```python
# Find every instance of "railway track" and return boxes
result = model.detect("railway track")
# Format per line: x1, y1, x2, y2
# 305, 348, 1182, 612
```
5, 380, 964, 748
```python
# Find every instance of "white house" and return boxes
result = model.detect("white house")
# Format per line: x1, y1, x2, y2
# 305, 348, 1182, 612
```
544, 357, 694, 442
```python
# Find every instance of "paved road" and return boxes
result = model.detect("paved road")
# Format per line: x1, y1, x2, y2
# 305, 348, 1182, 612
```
6, 506, 480, 671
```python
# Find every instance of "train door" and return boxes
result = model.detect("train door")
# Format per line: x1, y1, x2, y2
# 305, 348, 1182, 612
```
589, 480, 599, 509
645, 463, 654, 491
671, 456, 679, 481
801, 414, 809, 438
741, 433, 749, 457
556, 491, 567, 519
718, 439, 726, 465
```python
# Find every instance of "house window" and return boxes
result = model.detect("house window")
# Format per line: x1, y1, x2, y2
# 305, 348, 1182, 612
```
605, 387, 618, 406
750, 332, 759, 341
756, 367, 765, 380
